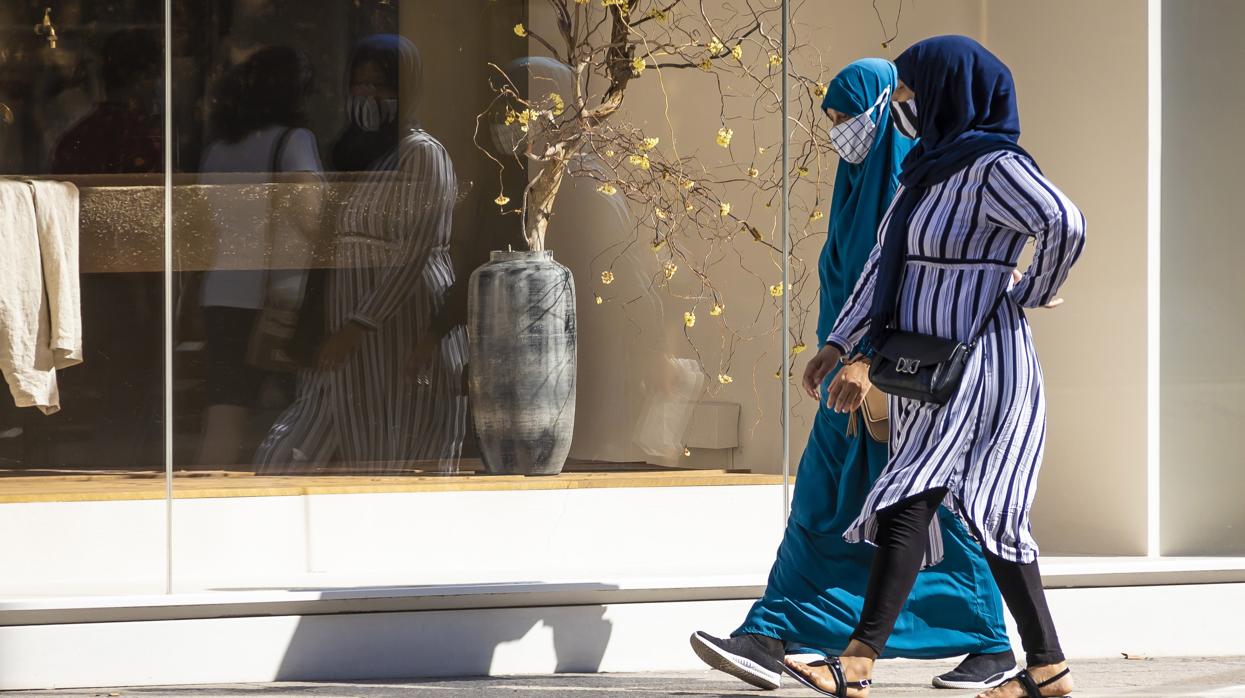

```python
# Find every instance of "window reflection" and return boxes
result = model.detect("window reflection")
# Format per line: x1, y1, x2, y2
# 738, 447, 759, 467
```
255, 35, 468, 475
194, 46, 322, 467
0, 2, 165, 475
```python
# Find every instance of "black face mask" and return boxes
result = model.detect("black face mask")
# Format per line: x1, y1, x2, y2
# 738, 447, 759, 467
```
890, 98, 919, 139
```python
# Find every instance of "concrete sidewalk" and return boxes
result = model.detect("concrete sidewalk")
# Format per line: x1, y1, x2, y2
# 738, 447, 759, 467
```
20, 657, 1245, 697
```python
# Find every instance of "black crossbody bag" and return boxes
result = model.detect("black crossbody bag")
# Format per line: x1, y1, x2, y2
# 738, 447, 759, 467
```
867, 291, 1008, 405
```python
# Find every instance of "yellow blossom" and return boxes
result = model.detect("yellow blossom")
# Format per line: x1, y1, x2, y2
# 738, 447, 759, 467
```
707, 37, 725, 56
575, 0, 589, 3
631, 57, 647, 76
710, 303, 725, 316
663, 261, 678, 279
810, 210, 825, 221
793, 343, 808, 354
813, 82, 827, 97
798, 166, 809, 177
769, 284, 784, 297
768, 52, 783, 67
549, 93, 565, 115
747, 167, 759, 178
503, 108, 517, 126
605, 149, 616, 157
595, 294, 604, 305
715, 127, 734, 148
628, 154, 651, 170
648, 7, 667, 20
640, 136, 660, 151
719, 202, 731, 217
601, 270, 615, 285
698, 59, 713, 72
758, 146, 767, 154
514, 23, 527, 37
685, 203, 695, 211
516, 108, 537, 133
683, 178, 696, 190
718, 374, 734, 384
597, 183, 617, 195
494, 195, 510, 206
683, 311, 696, 328
655, 208, 668, 220
651, 239, 666, 251
731, 44, 743, 61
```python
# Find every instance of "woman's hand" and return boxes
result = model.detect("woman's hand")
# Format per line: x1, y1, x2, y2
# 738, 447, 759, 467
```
317, 322, 367, 371
802, 345, 843, 400
825, 359, 873, 413
1013, 268, 1064, 309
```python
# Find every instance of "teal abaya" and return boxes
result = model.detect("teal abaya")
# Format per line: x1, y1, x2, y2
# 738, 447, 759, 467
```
735, 58, 1011, 659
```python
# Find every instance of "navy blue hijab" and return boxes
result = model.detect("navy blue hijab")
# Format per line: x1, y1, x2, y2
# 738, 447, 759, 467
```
866, 35, 1037, 343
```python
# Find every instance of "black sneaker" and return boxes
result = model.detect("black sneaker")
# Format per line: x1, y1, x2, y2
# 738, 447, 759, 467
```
933, 649, 1022, 689
690, 631, 784, 690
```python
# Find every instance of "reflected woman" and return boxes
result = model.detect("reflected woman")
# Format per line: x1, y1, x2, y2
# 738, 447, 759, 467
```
255, 34, 467, 475
691, 59, 1017, 692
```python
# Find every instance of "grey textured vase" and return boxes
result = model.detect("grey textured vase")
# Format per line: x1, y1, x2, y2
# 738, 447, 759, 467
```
468, 250, 577, 475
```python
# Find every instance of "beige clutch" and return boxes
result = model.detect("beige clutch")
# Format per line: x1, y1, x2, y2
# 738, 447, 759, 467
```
846, 388, 889, 443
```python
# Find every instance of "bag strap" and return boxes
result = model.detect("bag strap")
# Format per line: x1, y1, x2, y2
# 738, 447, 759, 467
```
270, 127, 294, 173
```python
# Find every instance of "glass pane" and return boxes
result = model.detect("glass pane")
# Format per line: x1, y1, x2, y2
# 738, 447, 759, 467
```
169, 0, 788, 594
1160, 0, 1245, 555
0, 1, 167, 596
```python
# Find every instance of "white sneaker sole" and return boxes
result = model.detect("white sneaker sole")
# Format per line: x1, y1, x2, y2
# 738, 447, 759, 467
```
932, 666, 1022, 690
689, 632, 782, 691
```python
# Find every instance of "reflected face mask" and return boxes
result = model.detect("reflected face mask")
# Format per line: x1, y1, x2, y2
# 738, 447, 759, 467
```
348, 95, 398, 131
828, 87, 889, 164
890, 97, 919, 139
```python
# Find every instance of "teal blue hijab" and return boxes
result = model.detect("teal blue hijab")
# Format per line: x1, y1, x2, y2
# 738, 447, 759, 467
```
817, 59, 914, 347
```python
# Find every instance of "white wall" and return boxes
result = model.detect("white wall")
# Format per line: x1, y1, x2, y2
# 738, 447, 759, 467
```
1159, 0, 1245, 555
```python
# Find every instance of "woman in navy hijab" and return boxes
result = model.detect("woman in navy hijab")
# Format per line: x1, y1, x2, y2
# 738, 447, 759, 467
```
786, 36, 1085, 698
689, 58, 1017, 693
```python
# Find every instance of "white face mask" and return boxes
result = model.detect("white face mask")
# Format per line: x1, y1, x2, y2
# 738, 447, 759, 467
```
348, 95, 398, 131
828, 87, 889, 165
890, 97, 919, 140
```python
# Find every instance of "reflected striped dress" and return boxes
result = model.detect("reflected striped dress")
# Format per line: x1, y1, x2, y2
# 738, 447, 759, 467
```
255, 129, 467, 474
825, 151, 1086, 564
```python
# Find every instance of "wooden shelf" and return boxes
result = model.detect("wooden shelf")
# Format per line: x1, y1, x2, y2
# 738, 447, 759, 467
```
0, 465, 782, 504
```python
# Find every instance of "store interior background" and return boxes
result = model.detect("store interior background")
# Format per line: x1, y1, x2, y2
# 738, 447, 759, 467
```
0, 0, 1239, 602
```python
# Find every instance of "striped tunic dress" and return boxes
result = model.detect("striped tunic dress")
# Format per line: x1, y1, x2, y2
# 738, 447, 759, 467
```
255, 129, 468, 475
824, 151, 1086, 564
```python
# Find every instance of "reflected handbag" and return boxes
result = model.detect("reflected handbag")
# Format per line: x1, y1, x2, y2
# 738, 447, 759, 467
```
245, 128, 306, 373
867, 293, 1007, 405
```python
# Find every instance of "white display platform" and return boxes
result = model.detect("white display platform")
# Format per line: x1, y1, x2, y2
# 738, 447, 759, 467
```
2, 486, 1244, 689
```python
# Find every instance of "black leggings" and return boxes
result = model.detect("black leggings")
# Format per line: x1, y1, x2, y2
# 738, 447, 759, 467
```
850, 488, 1065, 667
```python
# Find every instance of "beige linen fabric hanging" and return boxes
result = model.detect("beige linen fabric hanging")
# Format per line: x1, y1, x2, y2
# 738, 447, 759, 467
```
0, 179, 82, 414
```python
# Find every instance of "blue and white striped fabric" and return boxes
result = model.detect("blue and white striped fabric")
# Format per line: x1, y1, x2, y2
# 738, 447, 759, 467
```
255, 129, 468, 475
825, 150, 1086, 564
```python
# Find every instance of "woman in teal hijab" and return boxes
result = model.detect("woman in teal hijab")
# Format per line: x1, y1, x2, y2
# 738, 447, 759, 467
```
691, 59, 1016, 692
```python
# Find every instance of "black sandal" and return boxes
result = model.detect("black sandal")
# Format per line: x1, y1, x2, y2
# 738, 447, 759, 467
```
781, 656, 872, 697
1009, 667, 1072, 697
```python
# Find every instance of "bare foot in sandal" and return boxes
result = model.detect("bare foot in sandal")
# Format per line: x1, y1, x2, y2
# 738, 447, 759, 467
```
783, 641, 875, 698
977, 663, 1074, 698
